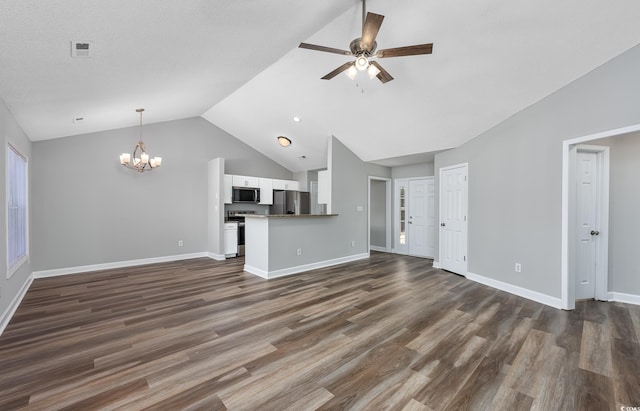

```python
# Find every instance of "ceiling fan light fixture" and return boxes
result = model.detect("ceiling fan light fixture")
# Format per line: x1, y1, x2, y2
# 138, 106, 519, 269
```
367, 64, 380, 79
277, 135, 292, 147
355, 55, 369, 71
345, 65, 358, 80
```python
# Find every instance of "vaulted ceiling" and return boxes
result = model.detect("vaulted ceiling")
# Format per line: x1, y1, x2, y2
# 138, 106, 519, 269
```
1, 0, 639, 171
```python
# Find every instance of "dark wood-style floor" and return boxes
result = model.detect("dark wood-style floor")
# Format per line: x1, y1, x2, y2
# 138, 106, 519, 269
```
0, 253, 639, 410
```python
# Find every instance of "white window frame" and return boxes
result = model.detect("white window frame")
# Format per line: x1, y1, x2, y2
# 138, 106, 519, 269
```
6, 142, 29, 278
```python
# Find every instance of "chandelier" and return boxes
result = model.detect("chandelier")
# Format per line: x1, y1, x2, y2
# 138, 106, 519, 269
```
119, 108, 162, 172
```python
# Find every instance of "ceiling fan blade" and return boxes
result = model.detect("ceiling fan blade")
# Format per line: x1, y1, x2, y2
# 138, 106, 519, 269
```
321, 62, 355, 80
370, 61, 393, 84
299, 43, 352, 56
361, 12, 384, 51
375, 43, 433, 58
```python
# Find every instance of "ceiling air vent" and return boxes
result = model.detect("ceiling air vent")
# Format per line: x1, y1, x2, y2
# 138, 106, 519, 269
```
71, 41, 93, 58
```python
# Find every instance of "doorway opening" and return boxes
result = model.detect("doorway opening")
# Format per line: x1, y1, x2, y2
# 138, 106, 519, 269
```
561, 123, 640, 310
368, 177, 392, 253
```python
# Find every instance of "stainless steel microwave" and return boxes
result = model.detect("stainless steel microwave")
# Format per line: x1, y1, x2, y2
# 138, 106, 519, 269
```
232, 187, 260, 203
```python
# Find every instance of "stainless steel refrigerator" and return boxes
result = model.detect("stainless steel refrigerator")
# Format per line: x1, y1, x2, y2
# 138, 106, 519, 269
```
271, 190, 310, 215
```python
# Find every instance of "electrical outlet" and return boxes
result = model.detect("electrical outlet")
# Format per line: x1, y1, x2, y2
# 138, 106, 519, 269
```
351, 240, 356, 248
515, 263, 521, 273
178, 240, 184, 247
297, 248, 302, 256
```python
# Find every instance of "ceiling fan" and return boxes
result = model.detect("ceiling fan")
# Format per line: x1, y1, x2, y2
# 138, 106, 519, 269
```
299, 0, 433, 84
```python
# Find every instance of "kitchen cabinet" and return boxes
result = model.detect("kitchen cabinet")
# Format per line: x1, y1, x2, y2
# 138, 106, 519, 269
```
232, 175, 259, 188
224, 222, 238, 256
259, 178, 273, 205
223, 174, 233, 204
272, 179, 300, 191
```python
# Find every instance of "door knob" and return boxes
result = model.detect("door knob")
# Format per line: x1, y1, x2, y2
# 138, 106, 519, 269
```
409, 221, 412, 224
590, 230, 600, 236
441, 223, 445, 227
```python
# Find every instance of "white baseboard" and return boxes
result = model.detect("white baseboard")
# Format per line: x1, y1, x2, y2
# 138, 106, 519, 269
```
369, 246, 387, 253
244, 253, 370, 280
466, 271, 563, 309
0, 273, 33, 336
208, 252, 226, 261
608, 291, 640, 306
432, 260, 441, 269
33, 252, 211, 279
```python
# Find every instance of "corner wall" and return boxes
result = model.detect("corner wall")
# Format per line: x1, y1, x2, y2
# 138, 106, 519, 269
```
0, 97, 33, 333
434, 43, 640, 300
31, 117, 291, 272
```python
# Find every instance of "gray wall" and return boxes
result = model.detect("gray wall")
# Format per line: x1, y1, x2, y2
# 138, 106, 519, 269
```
392, 162, 434, 179
331, 137, 391, 255
266, 136, 390, 269
608, 132, 640, 295
434, 43, 640, 299
370, 179, 386, 248
31, 117, 291, 271
0, 97, 32, 321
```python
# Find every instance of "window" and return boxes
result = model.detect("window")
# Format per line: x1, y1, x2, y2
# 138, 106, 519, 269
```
7, 143, 28, 276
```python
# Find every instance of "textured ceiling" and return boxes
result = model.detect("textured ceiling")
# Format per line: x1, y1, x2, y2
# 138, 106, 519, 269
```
1, 0, 640, 171
0, 0, 354, 140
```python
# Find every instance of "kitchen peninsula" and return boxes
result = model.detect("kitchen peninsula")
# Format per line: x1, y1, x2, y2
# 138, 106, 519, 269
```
243, 213, 353, 279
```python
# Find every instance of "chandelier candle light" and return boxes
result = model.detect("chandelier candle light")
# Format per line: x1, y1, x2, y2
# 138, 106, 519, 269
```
119, 108, 162, 172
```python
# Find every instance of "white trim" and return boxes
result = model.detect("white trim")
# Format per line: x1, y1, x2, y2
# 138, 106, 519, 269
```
369, 246, 387, 252
607, 292, 640, 306
0, 273, 33, 336
561, 123, 640, 310
244, 253, 369, 279
207, 252, 226, 261
33, 252, 211, 278
466, 271, 563, 309
432, 260, 441, 269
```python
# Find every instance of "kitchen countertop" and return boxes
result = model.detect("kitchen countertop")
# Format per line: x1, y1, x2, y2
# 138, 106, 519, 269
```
240, 214, 338, 218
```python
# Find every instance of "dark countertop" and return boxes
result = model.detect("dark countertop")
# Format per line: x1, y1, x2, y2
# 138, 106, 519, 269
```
240, 214, 338, 218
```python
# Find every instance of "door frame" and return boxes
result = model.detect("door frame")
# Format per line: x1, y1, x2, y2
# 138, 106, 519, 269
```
368, 176, 392, 253
561, 124, 640, 309
570, 145, 609, 302
438, 163, 468, 275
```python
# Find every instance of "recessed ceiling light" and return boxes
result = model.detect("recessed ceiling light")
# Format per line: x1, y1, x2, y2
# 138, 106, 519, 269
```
277, 136, 292, 147
293, 116, 301, 123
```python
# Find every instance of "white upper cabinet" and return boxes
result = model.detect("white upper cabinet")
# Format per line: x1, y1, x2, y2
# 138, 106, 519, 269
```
272, 179, 300, 191
259, 178, 273, 205
223, 174, 233, 204
232, 175, 259, 188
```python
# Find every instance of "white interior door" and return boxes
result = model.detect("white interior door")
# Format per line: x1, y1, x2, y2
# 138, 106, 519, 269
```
440, 164, 468, 275
575, 151, 599, 299
409, 179, 427, 257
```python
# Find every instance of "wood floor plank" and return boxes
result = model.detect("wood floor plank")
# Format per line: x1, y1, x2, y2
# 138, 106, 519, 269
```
0, 253, 637, 410
579, 320, 613, 377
